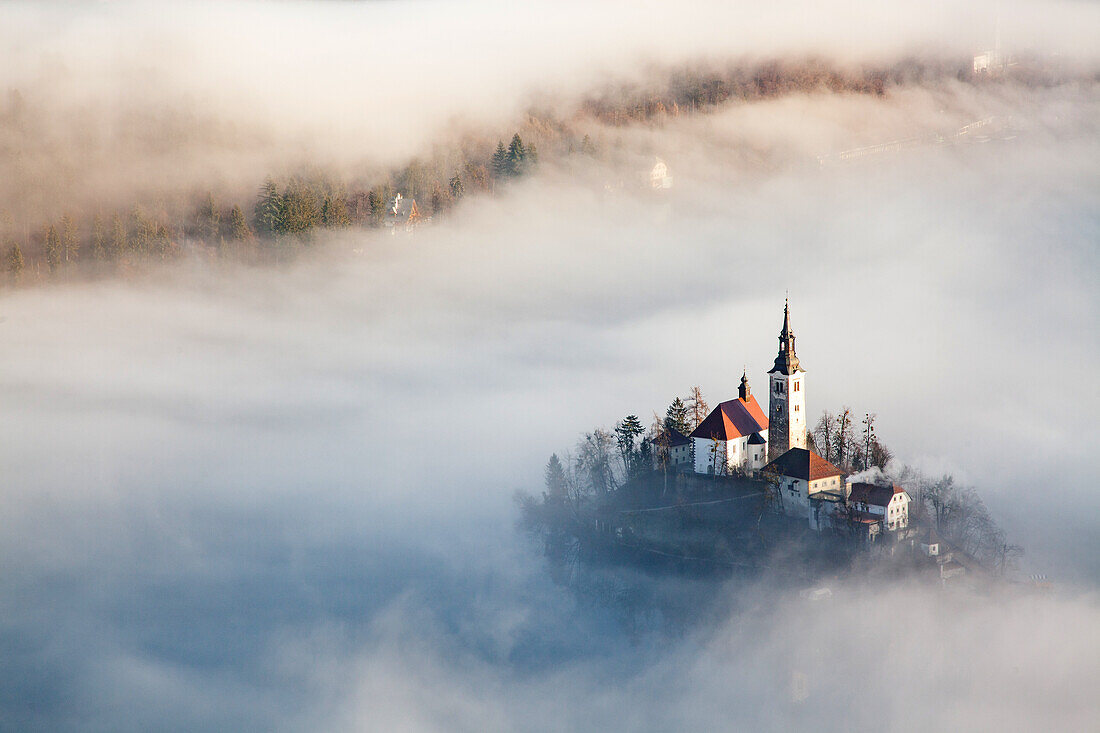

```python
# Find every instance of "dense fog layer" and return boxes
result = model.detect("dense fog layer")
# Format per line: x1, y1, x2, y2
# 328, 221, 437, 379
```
2, 1, 1099, 731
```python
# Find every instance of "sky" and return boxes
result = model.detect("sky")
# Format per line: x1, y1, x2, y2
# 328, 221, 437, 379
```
1, 1, 1099, 731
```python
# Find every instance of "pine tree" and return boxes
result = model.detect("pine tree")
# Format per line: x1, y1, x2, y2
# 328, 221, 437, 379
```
321, 195, 351, 228
130, 209, 152, 255
6, 242, 24, 282
91, 215, 107, 261
527, 142, 538, 166
449, 173, 464, 200
229, 205, 253, 240
615, 414, 645, 476
506, 133, 527, 177
490, 140, 508, 179
430, 186, 447, 216
44, 224, 61, 274
254, 177, 284, 236
664, 397, 690, 435
60, 215, 78, 263
198, 192, 221, 242
110, 214, 127, 260
545, 454, 568, 503
367, 189, 384, 226
281, 181, 319, 235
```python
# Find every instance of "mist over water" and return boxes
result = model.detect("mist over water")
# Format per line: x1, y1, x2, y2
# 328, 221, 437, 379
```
2, 1, 1099, 731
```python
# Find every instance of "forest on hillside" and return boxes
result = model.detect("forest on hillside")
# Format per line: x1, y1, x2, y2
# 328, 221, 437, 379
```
3, 54, 1076, 286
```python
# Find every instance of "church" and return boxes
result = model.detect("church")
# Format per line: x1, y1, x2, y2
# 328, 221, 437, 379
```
688, 299, 807, 475
685, 300, 913, 539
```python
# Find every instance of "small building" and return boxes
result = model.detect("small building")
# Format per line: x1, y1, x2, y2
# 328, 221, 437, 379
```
919, 528, 942, 557
648, 157, 672, 189
384, 193, 422, 233
846, 481, 911, 533
763, 447, 844, 524
689, 372, 769, 475
665, 427, 692, 470
649, 427, 693, 471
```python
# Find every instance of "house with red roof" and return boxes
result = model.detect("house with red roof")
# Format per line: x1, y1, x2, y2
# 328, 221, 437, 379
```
689, 372, 770, 475
845, 480, 912, 536
763, 447, 845, 527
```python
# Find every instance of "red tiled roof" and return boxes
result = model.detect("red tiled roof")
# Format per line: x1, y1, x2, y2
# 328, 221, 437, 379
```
688, 396, 768, 441
764, 448, 843, 481
848, 483, 906, 508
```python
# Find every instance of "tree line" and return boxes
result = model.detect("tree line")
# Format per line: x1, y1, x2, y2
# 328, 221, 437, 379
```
3, 130, 543, 285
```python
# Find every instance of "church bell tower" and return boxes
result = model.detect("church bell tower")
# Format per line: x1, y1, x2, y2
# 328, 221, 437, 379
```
767, 299, 807, 461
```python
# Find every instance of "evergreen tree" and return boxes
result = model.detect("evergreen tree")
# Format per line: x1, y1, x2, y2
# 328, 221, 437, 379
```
430, 186, 446, 216
91, 215, 107, 261
254, 177, 284, 236
281, 181, 319, 235
506, 133, 527, 177
545, 454, 568, 503
44, 224, 61, 273
321, 195, 351, 228
664, 397, 691, 435
130, 209, 153, 255
6, 242, 24, 282
229, 205, 253, 240
198, 192, 221, 242
527, 142, 538, 166
449, 173, 464, 200
490, 140, 508, 179
367, 189, 385, 226
110, 214, 127, 260
60, 215, 78, 263
615, 414, 645, 475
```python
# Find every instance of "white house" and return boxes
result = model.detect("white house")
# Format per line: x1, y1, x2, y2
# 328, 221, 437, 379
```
763, 447, 845, 527
384, 193, 423, 233
648, 158, 672, 189
689, 373, 769, 475
651, 427, 692, 471
846, 481, 911, 534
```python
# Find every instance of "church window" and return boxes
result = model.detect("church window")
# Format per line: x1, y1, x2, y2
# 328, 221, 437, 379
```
793, 382, 800, 392
794, 405, 800, 412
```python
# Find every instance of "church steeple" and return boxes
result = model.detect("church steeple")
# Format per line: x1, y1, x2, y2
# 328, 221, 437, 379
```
769, 297, 804, 376
766, 298, 808, 461
738, 370, 750, 401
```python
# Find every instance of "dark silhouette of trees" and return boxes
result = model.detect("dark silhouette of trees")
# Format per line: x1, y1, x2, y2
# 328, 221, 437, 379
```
6, 242, 24, 282
44, 224, 61, 273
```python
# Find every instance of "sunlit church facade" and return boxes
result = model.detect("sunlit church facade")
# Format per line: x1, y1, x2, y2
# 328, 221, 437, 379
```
688, 300, 806, 476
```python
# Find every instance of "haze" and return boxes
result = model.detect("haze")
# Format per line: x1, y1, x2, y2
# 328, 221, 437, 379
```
1, 1, 1098, 731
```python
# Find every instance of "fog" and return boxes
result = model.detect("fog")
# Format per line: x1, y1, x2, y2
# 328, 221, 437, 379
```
2, 1, 1100, 731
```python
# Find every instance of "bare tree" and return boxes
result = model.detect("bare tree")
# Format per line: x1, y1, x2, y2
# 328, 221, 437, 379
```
687, 386, 709, 430
835, 407, 853, 470
814, 411, 836, 464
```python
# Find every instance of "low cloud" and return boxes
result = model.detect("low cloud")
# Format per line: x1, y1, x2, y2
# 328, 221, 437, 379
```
1, 1, 1098, 730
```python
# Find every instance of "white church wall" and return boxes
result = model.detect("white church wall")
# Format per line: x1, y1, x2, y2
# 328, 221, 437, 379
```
693, 437, 728, 474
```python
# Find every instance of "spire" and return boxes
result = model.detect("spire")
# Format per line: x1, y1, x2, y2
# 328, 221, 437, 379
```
739, 369, 750, 400
769, 297, 804, 375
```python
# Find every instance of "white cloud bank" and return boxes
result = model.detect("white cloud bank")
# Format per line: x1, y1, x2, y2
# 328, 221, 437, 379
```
0, 1, 1098, 730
